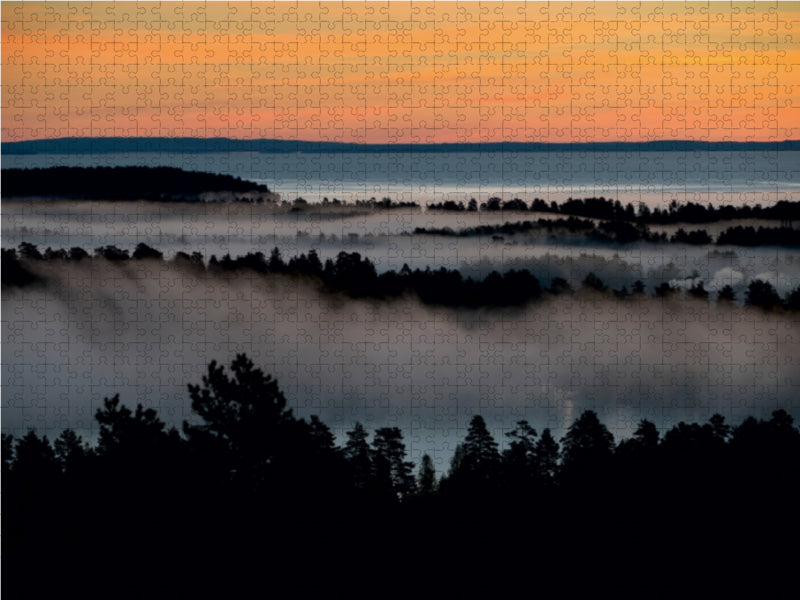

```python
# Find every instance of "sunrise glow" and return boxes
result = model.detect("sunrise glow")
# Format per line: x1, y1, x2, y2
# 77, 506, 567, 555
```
2, 1, 799, 143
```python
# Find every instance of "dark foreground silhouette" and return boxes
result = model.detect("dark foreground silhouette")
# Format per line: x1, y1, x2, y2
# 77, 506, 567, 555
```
3, 354, 799, 596
4, 242, 800, 310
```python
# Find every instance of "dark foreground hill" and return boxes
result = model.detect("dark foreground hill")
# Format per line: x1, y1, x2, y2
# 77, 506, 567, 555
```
3, 354, 799, 597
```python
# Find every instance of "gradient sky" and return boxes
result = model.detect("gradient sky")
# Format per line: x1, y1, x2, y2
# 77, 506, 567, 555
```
2, 1, 799, 143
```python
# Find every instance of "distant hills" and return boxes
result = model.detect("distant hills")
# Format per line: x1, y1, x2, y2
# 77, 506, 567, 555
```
3, 137, 799, 155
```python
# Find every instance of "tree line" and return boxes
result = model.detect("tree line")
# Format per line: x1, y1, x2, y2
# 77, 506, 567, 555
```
5, 354, 799, 594
427, 195, 800, 224
6, 354, 798, 504
4, 355, 799, 592
415, 217, 800, 247
4, 241, 799, 310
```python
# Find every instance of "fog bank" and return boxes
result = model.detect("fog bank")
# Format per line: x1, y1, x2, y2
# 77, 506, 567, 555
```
3, 260, 799, 471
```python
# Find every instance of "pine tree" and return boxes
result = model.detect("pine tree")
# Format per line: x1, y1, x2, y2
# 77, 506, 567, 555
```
344, 422, 372, 491
560, 410, 614, 484
182, 354, 299, 487
372, 427, 416, 500
502, 420, 538, 489
462, 415, 500, 474
447, 415, 501, 492
417, 453, 437, 496
535, 428, 560, 484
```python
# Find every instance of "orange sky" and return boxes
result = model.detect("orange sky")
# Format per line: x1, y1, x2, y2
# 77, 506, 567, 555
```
2, 1, 799, 143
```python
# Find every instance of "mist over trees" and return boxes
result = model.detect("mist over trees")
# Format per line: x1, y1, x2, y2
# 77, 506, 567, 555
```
415, 218, 799, 247
4, 242, 799, 311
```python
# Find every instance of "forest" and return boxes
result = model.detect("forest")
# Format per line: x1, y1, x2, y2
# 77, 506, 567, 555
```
1, 166, 272, 201
427, 195, 800, 224
4, 165, 799, 227
4, 353, 799, 595
415, 217, 800, 246
3, 241, 799, 310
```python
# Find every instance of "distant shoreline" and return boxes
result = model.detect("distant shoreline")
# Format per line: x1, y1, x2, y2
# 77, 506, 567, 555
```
0, 166, 276, 202
4, 137, 799, 155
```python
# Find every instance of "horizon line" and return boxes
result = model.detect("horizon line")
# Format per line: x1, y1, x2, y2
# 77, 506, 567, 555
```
4, 137, 799, 155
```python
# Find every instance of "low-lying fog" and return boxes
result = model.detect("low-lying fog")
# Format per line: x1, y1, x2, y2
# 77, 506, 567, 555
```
4, 259, 798, 472
4, 201, 800, 296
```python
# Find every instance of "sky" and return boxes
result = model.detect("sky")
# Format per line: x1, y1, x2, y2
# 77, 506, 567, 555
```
2, 1, 799, 143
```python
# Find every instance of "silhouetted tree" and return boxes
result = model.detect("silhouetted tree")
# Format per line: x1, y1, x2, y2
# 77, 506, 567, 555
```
582, 272, 608, 292
372, 427, 416, 500
717, 285, 736, 302
344, 422, 373, 492
306, 415, 336, 453
69, 246, 89, 261
785, 286, 800, 310
463, 415, 500, 472
745, 279, 782, 309
447, 416, 501, 494
93, 394, 184, 506
535, 428, 560, 485
268, 247, 285, 272
560, 410, 615, 485
18, 241, 43, 260
2, 433, 14, 476
502, 420, 538, 490
615, 419, 662, 496
43, 247, 67, 260
448, 443, 467, 478
671, 228, 712, 245
95, 395, 172, 456
708, 413, 731, 442
182, 354, 300, 488
688, 281, 710, 299
293, 414, 350, 500
1, 248, 39, 286
549, 277, 573, 295
12, 430, 58, 483
417, 453, 437, 496
730, 410, 800, 498
654, 281, 676, 297
53, 428, 90, 474
132, 242, 163, 260
94, 245, 130, 261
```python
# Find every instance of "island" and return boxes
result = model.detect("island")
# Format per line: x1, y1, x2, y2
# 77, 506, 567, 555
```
1, 166, 279, 203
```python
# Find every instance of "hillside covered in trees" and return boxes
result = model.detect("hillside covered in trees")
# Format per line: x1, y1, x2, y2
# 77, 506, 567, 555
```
4, 354, 799, 595
1, 166, 274, 201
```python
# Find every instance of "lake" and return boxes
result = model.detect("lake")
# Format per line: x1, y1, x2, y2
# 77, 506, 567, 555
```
3, 150, 799, 206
